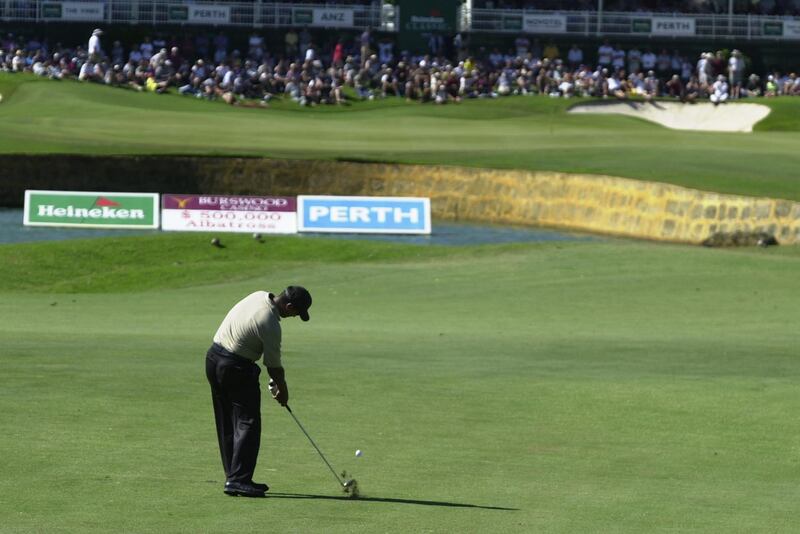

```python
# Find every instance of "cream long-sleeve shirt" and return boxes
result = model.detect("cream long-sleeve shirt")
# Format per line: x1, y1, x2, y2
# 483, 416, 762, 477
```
213, 291, 282, 367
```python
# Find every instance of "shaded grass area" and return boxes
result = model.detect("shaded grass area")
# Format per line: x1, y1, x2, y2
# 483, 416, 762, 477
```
1, 74, 799, 201
0, 232, 530, 293
1, 236, 800, 532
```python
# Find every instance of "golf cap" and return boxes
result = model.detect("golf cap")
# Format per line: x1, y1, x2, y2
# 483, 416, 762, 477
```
92, 28, 103, 35
285, 285, 312, 322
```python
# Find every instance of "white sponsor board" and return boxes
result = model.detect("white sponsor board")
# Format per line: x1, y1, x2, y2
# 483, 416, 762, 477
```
161, 194, 297, 234
784, 20, 800, 39
651, 16, 695, 36
188, 5, 230, 25
523, 14, 567, 34
298, 195, 431, 234
312, 7, 354, 28
62, 1, 103, 21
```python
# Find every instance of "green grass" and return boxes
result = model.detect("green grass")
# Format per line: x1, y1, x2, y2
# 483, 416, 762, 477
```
2, 235, 800, 532
1, 73, 800, 201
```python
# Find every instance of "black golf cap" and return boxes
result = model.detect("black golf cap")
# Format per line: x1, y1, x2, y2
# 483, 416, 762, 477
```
285, 285, 312, 321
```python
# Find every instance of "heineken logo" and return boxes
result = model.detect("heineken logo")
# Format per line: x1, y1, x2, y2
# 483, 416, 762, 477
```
37, 204, 145, 220
24, 190, 160, 229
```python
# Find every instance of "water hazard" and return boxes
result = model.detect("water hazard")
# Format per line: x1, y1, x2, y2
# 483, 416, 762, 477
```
0, 208, 598, 246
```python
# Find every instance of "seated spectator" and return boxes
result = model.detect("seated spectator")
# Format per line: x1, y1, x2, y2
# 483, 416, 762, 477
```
709, 74, 729, 105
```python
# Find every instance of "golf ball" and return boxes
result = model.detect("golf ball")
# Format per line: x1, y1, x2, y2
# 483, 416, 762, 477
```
355, 449, 363, 457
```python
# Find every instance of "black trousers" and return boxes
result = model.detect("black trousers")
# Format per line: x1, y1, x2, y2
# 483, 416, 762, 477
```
205, 343, 262, 484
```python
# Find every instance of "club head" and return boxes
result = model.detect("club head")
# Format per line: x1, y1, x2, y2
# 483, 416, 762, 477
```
342, 479, 359, 498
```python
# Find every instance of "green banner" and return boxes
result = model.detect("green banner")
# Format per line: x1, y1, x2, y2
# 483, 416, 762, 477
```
168, 5, 188, 22
24, 190, 159, 229
42, 3, 62, 18
397, 0, 460, 53
294, 9, 312, 25
504, 15, 523, 32
763, 21, 783, 36
632, 18, 652, 33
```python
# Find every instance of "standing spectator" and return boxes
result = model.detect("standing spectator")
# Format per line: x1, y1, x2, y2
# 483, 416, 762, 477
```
543, 41, 559, 60
597, 39, 613, 69
378, 38, 393, 65
88, 28, 103, 63
611, 45, 625, 72
360, 27, 371, 67
697, 52, 712, 87
248, 32, 264, 62
641, 48, 656, 73
670, 49, 682, 77
299, 27, 312, 59
727, 49, 744, 99
213, 32, 227, 64
284, 29, 298, 59
627, 46, 642, 74
514, 34, 530, 58
567, 44, 583, 69
140, 36, 154, 62
332, 40, 344, 68
111, 40, 124, 65
656, 48, 671, 78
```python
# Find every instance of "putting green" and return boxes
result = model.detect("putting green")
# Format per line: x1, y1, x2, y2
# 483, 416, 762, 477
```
1, 234, 799, 532
1, 74, 800, 201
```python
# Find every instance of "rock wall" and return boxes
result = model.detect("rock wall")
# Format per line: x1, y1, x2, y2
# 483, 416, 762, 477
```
2, 155, 798, 244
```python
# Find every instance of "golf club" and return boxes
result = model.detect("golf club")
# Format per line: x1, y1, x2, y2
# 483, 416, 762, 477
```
269, 380, 358, 496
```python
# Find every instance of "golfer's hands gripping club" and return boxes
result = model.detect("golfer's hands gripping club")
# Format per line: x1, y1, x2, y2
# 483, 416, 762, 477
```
268, 379, 289, 407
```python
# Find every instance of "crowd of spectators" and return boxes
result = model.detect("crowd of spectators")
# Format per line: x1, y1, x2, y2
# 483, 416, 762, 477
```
2, 28, 800, 107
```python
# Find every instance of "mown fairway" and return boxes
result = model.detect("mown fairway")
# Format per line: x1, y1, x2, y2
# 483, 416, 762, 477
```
1, 74, 800, 201
1, 234, 799, 532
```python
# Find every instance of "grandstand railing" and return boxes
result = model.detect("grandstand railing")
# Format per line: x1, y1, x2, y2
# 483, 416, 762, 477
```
0, 1, 398, 31
459, 6, 800, 41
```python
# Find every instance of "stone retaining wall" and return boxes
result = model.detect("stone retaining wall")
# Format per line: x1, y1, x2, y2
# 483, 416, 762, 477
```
2, 155, 798, 244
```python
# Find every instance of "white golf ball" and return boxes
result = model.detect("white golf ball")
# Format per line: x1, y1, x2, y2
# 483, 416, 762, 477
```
355, 449, 363, 457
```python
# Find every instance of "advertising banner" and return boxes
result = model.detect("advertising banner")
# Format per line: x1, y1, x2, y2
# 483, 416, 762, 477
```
161, 194, 297, 234
62, 1, 103, 21
312, 7, 355, 28
188, 5, 230, 25
651, 16, 696, 36
783, 20, 800, 39
24, 190, 159, 229
522, 14, 567, 34
298, 195, 431, 234
398, 0, 460, 52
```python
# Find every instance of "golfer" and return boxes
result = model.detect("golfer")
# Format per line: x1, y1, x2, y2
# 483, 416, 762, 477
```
205, 286, 312, 497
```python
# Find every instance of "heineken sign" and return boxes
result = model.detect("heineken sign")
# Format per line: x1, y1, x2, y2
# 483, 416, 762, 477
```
398, 0, 460, 52
24, 190, 159, 229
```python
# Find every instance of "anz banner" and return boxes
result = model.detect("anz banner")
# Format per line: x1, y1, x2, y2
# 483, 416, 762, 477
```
298, 195, 431, 235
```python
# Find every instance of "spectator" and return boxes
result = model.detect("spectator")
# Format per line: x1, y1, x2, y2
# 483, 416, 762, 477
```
360, 27, 371, 67
597, 39, 613, 69
710, 74, 729, 105
567, 44, 583, 69
727, 49, 745, 99
88, 28, 103, 63
284, 29, 298, 59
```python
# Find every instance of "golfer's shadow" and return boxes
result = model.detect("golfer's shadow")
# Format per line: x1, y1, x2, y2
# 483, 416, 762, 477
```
267, 492, 518, 511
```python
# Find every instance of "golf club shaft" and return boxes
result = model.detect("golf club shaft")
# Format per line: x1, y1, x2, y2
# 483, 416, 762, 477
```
285, 405, 344, 486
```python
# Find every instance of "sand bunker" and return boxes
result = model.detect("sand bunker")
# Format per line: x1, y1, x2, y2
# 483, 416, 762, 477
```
568, 101, 771, 133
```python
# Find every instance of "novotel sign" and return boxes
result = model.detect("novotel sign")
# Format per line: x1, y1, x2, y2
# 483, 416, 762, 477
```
297, 195, 431, 234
